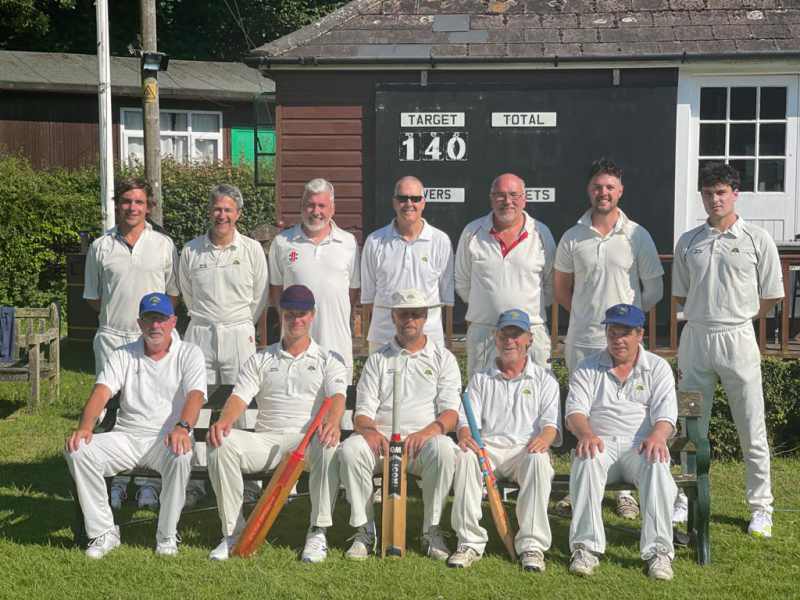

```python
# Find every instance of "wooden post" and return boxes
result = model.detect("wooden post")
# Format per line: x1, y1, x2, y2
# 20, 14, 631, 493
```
648, 307, 657, 351
29, 341, 40, 412
670, 296, 679, 352
550, 303, 559, 357
140, 0, 163, 225
445, 305, 454, 350
781, 258, 790, 356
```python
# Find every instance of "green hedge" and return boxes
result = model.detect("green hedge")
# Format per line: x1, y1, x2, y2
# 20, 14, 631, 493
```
0, 153, 275, 314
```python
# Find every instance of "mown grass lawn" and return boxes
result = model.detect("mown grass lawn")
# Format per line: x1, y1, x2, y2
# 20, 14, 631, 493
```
0, 342, 798, 599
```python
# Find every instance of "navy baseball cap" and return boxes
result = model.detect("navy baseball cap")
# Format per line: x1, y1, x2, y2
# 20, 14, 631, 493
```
496, 308, 531, 332
139, 292, 174, 317
602, 304, 645, 328
280, 284, 315, 311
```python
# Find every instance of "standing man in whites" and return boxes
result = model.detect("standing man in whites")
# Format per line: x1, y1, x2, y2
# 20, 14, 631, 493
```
268, 178, 360, 381
361, 175, 454, 352
83, 177, 180, 510
455, 173, 556, 376
179, 184, 269, 505
553, 159, 664, 520
673, 162, 783, 538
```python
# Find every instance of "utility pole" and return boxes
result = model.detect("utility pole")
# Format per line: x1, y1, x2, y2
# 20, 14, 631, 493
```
96, 0, 114, 231
140, 0, 162, 225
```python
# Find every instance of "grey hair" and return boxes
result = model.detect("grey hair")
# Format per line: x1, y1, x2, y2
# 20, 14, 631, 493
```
302, 178, 335, 204
490, 173, 526, 193
393, 175, 424, 197
208, 184, 244, 211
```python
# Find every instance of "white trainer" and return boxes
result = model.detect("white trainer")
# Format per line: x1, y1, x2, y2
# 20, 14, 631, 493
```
447, 545, 481, 568
209, 535, 238, 561
647, 550, 674, 581
520, 549, 546, 572
569, 544, 599, 577
423, 526, 450, 561
155, 536, 179, 557
85, 526, 121, 560
345, 524, 376, 560
109, 486, 126, 510
136, 485, 159, 510
615, 492, 640, 520
748, 509, 773, 538
301, 527, 328, 563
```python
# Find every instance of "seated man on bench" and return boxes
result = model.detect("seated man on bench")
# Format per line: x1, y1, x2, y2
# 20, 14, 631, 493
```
566, 303, 677, 581
65, 292, 207, 559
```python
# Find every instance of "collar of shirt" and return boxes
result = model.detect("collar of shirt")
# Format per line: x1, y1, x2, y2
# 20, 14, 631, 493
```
576, 208, 631, 237
596, 343, 652, 376
704, 215, 745, 238
202, 228, 241, 250
485, 211, 534, 257
390, 218, 433, 242
486, 357, 540, 382
112, 221, 152, 245
387, 336, 436, 359
269, 338, 322, 362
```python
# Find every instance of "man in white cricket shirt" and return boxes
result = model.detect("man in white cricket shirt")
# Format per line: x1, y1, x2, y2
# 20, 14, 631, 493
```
448, 309, 560, 572
673, 162, 783, 538
268, 178, 359, 381
206, 285, 347, 563
337, 288, 461, 561
455, 173, 555, 376
554, 159, 664, 520
361, 176, 454, 352
83, 177, 180, 510
566, 304, 677, 581
65, 292, 206, 559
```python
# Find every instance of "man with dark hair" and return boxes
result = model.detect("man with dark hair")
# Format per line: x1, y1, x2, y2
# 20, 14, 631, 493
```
673, 162, 783, 538
553, 158, 663, 520
84, 177, 180, 510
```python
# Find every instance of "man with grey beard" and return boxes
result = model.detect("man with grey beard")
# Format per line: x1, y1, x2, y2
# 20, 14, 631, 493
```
268, 178, 360, 382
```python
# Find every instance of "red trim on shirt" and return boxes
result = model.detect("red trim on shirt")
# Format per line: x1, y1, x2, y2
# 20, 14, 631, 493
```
490, 227, 528, 257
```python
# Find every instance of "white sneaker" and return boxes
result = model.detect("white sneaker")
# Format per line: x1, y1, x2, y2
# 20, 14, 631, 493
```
209, 535, 238, 561
748, 509, 773, 538
569, 544, 599, 577
647, 550, 674, 581
520, 549, 546, 572
672, 495, 689, 524
155, 535, 179, 557
109, 486, 126, 510
423, 526, 449, 561
85, 526, 121, 559
447, 545, 481, 568
615, 492, 640, 520
345, 524, 376, 560
301, 527, 328, 563
136, 485, 159, 510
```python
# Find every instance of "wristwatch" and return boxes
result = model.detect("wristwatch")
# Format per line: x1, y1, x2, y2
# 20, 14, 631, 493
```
176, 420, 193, 434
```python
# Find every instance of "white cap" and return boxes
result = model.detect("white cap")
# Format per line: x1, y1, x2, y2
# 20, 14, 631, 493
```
388, 288, 437, 310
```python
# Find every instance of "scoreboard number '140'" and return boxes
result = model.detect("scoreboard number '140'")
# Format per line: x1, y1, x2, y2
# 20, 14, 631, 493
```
399, 132, 468, 162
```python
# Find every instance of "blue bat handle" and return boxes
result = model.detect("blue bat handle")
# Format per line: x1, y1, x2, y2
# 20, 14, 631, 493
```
461, 391, 485, 449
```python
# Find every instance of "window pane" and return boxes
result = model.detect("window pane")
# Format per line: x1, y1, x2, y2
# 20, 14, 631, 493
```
160, 135, 189, 162
760, 87, 787, 119
126, 136, 144, 163
729, 159, 755, 191
700, 87, 727, 120
730, 87, 757, 120
123, 110, 143, 130
699, 124, 726, 156
193, 113, 220, 133
759, 123, 786, 156
160, 112, 188, 131
730, 124, 755, 155
758, 160, 785, 192
194, 139, 218, 162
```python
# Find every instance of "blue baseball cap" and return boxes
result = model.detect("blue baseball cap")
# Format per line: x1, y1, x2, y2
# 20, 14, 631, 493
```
601, 304, 645, 328
280, 284, 315, 311
139, 292, 174, 317
496, 309, 531, 332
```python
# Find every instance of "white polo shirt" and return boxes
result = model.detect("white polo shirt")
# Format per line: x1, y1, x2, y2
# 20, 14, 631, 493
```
233, 339, 348, 434
360, 219, 454, 345
268, 222, 359, 370
84, 224, 179, 334
179, 229, 269, 324
355, 337, 462, 438
565, 346, 677, 447
460, 359, 562, 449
672, 217, 784, 326
455, 212, 555, 326
555, 210, 663, 347
97, 332, 207, 437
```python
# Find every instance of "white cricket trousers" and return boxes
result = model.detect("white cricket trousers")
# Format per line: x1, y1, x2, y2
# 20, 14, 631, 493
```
451, 443, 553, 555
337, 433, 457, 535
64, 431, 191, 540
185, 318, 256, 386
677, 321, 773, 512
466, 322, 551, 377
207, 429, 338, 536
569, 438, 676, 560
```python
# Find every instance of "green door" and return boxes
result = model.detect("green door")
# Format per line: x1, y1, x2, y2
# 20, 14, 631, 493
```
231, 127, 275, 166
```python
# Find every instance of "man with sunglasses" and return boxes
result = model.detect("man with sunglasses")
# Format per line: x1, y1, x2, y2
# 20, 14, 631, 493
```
455, 173, 556, 376
361, 176, 454, 352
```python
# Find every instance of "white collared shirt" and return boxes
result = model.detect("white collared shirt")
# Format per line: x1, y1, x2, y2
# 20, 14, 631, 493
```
461, 359, 562, 449
268, 222, 360, 371
555, 209, 663, 346
360, 219, 454, 344
233, 339, 348, 434
672, 217, 784, 326
565, 345, 677, 446
84, 224, 179, 334
355, 337, 461, 438
97, 331, 207, 437
179, 229, 269, 324
455, 211, 555, 326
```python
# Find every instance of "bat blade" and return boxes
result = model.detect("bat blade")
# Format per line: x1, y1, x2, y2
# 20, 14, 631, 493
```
381, 439, 407, 558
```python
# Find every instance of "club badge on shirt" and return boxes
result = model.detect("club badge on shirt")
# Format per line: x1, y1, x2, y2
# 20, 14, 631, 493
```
289, 249, 299, 263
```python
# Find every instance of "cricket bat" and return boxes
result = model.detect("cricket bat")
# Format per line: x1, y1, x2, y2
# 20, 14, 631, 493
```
461, 391, 517, 561
381, 362, 406, 558
231, 396, 333, 558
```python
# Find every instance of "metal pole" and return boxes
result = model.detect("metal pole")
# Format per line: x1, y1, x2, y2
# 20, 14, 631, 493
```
140, 0, 163, 225
96, 0, 115, 230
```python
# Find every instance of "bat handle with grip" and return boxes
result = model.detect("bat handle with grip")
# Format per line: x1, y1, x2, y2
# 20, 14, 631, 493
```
461, 391, 497, 484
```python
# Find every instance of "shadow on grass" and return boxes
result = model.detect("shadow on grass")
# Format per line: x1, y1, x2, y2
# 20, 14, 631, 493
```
0, 397, 25, 419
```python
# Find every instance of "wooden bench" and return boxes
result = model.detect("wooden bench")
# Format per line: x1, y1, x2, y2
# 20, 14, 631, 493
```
0, 302, 60, 410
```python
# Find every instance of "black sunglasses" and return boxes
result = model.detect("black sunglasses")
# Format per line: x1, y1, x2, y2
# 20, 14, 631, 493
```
394, 195, 423, 204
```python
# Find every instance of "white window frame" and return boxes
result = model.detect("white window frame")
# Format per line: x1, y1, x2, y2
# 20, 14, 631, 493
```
119, 107, 224, 164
